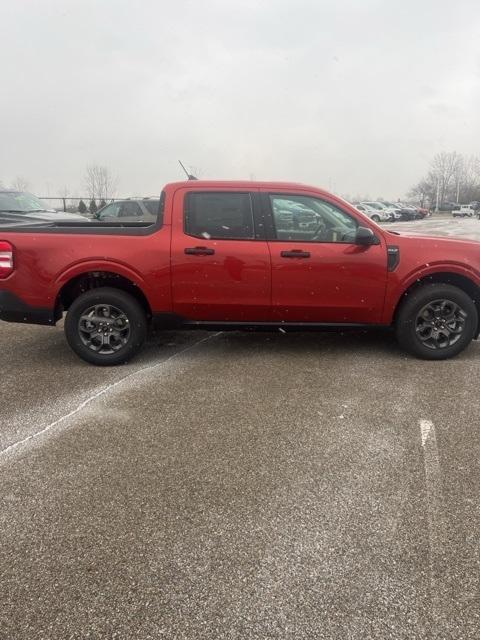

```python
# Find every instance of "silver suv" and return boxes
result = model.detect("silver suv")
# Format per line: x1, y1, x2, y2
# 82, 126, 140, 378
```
95, 198, 161, 223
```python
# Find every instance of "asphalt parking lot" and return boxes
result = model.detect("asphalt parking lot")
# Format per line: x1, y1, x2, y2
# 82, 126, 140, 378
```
387, 213, 480, 239
1, 217, 479, 639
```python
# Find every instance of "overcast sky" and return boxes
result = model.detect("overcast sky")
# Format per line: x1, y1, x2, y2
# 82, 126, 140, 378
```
1, 0, 480, 199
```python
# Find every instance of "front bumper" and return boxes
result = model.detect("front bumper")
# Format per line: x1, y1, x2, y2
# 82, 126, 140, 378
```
0, 290, 58, 325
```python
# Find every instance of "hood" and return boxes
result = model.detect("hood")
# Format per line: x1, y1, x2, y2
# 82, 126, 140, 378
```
0, 210, 87, 225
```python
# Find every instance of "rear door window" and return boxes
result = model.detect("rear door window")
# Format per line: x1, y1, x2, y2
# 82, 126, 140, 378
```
185, 192, 255, 240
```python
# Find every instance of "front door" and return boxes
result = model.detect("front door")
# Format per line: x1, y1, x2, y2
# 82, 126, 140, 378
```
263, 192, 388, 323
170, 189, 271, 322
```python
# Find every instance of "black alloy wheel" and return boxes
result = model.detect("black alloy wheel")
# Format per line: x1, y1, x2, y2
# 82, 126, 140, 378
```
65, 287, 147, 365
395, 283, 477, 360
415, 299, 467, 350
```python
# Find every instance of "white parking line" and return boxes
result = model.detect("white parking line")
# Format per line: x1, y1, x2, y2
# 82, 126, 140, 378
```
0, 333, 220, 463
419, 419, 447, 630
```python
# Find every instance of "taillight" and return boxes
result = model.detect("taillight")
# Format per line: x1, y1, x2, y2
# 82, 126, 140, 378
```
0, 241, 14, 278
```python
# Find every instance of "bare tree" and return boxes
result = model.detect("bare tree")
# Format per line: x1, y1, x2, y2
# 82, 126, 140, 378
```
84, 166, 97, 200
11, 176, 30, 191
189, 165, 202, 179
84, 165, 117, 200
100, 167, 117, 200
457, 155, 480, 203
57, 185, 72, 212
430, 151, 462, 205
410, 152, 480, 208
409, 177, 435, 208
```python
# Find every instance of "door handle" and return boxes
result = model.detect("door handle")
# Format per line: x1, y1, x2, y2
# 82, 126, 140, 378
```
280, 250, 311, 258
184, 246, 215, 256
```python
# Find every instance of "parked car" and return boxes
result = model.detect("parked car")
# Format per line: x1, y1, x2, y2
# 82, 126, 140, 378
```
440, 202, 458, 212
94, 198, 161, 223
382, 202, 419, 221
0, 191, 87, 224
1, 180, 480, 364
413, 206, 431, 219
400, 204, 421, 221
354, 203, 390, 223
468, 201, 480, 218
270, 198, 323, 231
452, 205, 475, 218
359, 201, 401, 221
471, 202, 480, 219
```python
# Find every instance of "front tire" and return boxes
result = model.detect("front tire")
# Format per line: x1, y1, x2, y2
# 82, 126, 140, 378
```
395, 284, 477, 360
65, 287, 148, 365
371, 214, 381, 223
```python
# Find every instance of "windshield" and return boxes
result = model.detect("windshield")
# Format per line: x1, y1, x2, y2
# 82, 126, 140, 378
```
0, 192, 50, 213
364, 202, 384, 210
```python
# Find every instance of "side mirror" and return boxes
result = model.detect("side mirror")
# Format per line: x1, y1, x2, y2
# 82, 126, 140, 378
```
355, 226, 379, 246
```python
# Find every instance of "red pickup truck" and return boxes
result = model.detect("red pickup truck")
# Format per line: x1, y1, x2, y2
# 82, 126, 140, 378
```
0, 180, 479, 365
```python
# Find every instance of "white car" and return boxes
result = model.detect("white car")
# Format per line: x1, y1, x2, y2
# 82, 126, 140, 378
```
358, 201, 401, 222
354, 203, 389, 222
452, 205, 475, 218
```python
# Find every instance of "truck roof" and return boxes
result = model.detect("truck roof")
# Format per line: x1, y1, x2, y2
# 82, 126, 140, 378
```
163, 180, 330, 194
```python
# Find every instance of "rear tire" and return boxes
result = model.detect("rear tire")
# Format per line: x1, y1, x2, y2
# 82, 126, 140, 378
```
65, 287, 147, 365
371, 215, 381, 223
395, 283, 477, 360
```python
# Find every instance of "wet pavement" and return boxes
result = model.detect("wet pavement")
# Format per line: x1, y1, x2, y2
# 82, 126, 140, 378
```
386, 213, 480, 240
1, 216, 479, 639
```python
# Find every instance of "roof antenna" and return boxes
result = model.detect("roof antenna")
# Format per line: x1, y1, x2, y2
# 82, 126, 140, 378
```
178, 160, 198, 181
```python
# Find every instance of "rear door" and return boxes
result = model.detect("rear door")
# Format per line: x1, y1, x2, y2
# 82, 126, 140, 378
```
170, 188, 271, 321
262, 192, 388, 323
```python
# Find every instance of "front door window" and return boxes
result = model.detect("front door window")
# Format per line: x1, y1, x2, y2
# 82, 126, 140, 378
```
270, 195, 358, 243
